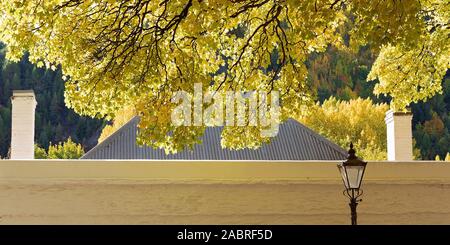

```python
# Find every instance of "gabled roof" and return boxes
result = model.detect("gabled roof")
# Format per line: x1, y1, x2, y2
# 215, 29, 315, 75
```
81, 117, 347, 160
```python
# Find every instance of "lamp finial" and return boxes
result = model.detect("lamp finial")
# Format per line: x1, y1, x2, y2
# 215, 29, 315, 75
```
348, 142, 356, 160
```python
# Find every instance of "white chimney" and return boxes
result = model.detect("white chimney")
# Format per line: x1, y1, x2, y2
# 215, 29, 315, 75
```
385, 110, 413, 161
11, 90, 37, 160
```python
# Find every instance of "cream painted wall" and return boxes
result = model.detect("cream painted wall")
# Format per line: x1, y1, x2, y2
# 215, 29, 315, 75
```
0, 160, 449, 224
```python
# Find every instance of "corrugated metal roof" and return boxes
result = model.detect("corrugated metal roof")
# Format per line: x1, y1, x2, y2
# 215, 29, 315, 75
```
81, 117, 347, 160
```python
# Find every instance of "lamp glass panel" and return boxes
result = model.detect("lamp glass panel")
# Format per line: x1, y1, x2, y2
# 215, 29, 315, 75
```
345, 165, 364, 189
338, 165, 349, 189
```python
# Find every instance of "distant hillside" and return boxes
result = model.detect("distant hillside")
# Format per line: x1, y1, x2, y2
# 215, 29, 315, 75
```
0, 43, 105, 158
307, 46, 450, 160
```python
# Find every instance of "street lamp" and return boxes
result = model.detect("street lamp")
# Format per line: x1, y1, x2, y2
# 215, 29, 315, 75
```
337, 143, 367, 225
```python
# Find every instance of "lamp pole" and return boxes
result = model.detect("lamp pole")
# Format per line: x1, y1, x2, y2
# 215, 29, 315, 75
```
349, 190, 358, 225
337, 143, 367, 226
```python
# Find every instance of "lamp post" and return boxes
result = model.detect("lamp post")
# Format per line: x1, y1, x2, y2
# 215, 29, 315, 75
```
337, 143, 367, 225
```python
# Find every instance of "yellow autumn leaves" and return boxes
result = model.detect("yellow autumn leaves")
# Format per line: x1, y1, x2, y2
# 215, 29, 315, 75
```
0, 0, 448, 152
298, 97, 389, 160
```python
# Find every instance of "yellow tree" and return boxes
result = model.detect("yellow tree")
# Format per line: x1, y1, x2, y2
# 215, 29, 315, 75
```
34, 144, 48, 159
0, 0, 448, 152
34, 138, 85, 159
298, 97, 389, 160
98, 106, 136, 142
47, 137, 85, 159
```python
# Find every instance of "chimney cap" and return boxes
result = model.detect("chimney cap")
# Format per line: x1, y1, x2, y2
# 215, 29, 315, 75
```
11, 90, 36, 105
385, 109, 412, 117
12, 90, 35, 97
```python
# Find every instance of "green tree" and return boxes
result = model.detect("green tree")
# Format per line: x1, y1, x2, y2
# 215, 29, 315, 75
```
0, 107, 11, 157
11, 73, 21, 89
414, 113, 450, 160
0, 116, 6, 158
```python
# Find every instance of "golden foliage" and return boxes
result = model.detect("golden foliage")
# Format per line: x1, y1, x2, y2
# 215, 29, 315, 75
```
298, 97, 389, 160
35, 137, 84, 159
0, 0, 448, 151
98, 106, 136, 143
